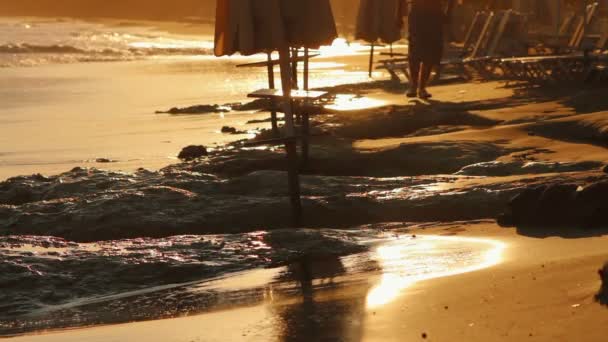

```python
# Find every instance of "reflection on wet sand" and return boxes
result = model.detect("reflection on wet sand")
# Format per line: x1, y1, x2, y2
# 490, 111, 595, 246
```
324, 94, 386, 111
271, 254, 372, 342
269, 235, 505, 341
367, 236, 506, 309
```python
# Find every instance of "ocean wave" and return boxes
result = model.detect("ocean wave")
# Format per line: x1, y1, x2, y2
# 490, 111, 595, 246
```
0, 43, 212, 56
0, 43, 88, 54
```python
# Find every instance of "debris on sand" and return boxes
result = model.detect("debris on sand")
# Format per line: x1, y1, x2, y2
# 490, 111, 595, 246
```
177, 145, 208, 161
596, 263, 608, 305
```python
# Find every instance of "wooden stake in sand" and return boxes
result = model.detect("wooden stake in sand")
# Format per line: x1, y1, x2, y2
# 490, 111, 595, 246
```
278, 46, 302, 224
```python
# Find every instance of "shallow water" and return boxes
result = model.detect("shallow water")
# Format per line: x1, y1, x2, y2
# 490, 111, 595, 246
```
0, 233, 505, 336
0, 17, 385, 180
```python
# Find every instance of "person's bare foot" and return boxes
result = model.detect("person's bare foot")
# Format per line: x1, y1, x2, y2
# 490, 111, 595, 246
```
419, 89, 432, 99
406, 89, 418, 98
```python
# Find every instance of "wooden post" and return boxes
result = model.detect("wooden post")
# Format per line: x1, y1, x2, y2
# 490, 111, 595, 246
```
301, 111, 310, 168
266, 52, 279, 137
304, 48, 310, 91
292, 48, 301, 124
368, 42, 375, 78
302, 47, 310, 167
291, 47, 299, 89
278, 46, 302, 226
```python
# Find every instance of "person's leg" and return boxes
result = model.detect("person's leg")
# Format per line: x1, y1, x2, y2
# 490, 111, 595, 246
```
418, 62, 435, 99
407, 59, 421, 97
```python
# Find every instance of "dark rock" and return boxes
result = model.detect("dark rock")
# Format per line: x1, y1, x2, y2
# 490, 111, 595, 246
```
575, 181, 608, 228
596, 263, 608, 305
507, 185, 546, 225
230, 98, 270, 111
221, 126, 248, 135
158, 104, 230, 115
95, 158, 116, 163
177, 145, 208, 161
502, 184, 578, 227
496, 212, 514, 227
221, 126, 238, 134
501, 180, 608, 229
536, 184, 578, 224
0, 185, 35, 205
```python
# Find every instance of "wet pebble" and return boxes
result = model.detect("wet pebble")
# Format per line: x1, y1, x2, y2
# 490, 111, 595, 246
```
95, 158, 116, 163
177, 145, 208, 161
221, 126, 245, 135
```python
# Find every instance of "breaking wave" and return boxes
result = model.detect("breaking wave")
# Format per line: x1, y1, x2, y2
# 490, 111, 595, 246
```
0, 18, 215, 67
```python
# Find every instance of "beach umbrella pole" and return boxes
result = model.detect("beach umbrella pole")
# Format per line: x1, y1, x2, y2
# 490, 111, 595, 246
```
267, 52, 279, 136
304, 48, 310, 91
278, 46, 302, 226
368, 42, 375, 78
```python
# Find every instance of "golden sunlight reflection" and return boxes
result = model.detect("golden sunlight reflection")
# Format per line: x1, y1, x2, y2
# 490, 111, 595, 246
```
366, 236, 506, 309
325, 94, 386, 111
318, 38, 368, 57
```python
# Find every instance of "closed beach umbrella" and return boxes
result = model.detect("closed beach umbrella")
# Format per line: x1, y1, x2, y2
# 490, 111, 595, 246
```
215, 0, 337, 56
356, 0, 407, 44
214, 0, 286, 56
214, 0, 338, 224
282, 0, 337, 48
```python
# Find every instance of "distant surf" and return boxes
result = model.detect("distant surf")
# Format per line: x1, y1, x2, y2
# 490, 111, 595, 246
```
0, 17, 215, 67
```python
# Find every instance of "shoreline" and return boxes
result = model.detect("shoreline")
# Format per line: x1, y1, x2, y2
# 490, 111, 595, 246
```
8, 222, 608, 341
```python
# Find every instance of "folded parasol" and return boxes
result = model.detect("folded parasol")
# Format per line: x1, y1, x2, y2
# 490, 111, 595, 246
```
215, 0, 337, 57
355, 0, 407, 44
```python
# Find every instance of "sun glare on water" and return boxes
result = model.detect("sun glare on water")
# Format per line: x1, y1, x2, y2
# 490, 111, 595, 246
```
366, 236, 506, 309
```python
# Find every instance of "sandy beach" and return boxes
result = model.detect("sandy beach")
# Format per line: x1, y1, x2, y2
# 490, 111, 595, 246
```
2, 13, 608, 342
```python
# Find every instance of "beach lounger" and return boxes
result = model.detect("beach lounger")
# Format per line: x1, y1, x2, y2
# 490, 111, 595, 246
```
499, 4, 605, 85
378, 10, 520, 84
375, 11, 488, 83
528, 3, 596, 56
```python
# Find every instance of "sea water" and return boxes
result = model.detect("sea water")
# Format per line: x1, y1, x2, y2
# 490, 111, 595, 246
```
0, 17, 378, 179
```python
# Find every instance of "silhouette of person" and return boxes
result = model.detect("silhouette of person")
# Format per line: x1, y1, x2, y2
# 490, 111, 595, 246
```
406, 0, 455, 99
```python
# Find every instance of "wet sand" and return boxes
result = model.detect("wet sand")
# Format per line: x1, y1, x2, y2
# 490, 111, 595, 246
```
10, 222, 608, 342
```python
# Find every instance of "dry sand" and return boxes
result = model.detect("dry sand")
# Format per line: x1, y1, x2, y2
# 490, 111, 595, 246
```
10, 221, 608, 342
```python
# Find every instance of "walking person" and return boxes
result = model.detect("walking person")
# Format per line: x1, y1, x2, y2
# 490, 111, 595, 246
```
406, 0, 455, 99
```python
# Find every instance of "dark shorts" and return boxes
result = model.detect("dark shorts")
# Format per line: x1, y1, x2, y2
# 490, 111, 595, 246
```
408, 10, 445, 65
